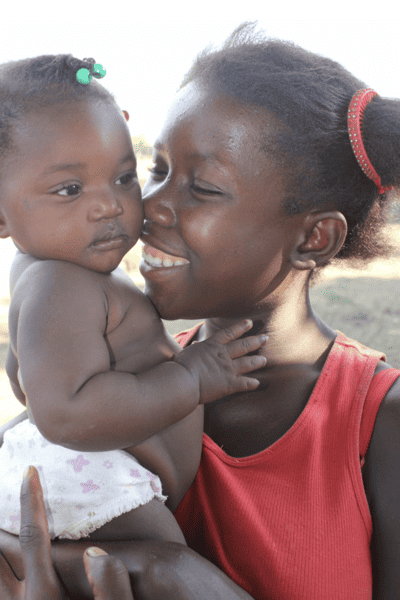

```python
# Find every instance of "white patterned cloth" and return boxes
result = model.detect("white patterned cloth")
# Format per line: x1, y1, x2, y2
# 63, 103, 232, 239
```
0, 419, 166, 540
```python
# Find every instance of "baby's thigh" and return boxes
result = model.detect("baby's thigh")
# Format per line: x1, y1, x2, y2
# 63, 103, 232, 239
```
86, 498, 186, 545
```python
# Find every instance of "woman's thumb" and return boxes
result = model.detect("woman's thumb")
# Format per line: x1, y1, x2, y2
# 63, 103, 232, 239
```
83, 547, 134, 600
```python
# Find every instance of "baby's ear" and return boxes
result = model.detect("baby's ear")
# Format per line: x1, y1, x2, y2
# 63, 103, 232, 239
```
0, 211, 10, 239
290, 211, 347, 271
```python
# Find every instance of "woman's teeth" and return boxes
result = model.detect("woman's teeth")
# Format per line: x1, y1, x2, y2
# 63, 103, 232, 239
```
142, 246, 188, 268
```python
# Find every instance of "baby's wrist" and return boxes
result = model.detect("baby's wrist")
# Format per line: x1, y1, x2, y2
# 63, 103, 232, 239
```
171, 355, 201, 405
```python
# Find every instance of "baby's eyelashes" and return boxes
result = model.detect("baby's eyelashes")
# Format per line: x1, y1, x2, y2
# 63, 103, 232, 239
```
55, 183, 81, 197
115, 172, 138, 186
52, 172, 137, 198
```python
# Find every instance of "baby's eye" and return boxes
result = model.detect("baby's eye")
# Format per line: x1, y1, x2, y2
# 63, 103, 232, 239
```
56, 184, 81, 197
116, 172, 137, 186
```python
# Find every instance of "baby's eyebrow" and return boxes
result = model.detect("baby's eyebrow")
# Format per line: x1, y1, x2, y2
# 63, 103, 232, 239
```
41, 154, 136, 177
41, 162, 86, 176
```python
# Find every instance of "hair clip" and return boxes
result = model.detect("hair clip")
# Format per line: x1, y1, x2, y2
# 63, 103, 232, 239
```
76, 61, 106, 85
122, 110, 129, 122
347, 89, 393, 195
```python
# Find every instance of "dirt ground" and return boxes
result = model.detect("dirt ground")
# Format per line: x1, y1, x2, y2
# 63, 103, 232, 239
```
2, 225, 400, 426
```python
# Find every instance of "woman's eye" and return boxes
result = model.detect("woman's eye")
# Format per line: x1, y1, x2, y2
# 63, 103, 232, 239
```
190, 183, 222, 196
148, 166, 168, 179
116, 172, 137, 186
56, 184, 81, 197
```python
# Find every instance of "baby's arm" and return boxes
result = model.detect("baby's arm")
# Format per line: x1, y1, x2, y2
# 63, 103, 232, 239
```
16, 261, 266, 453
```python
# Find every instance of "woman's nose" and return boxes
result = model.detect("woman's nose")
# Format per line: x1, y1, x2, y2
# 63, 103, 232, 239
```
142, 187, 177, 227
88, 192, 123, 221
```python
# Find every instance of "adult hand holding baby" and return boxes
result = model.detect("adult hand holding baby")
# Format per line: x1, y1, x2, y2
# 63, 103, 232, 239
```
0, 466, 134, 600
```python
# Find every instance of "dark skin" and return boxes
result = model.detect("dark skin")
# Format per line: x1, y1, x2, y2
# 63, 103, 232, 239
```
0, 82, 400, 599
0, 465, 135, 599
0, 95, 268, 597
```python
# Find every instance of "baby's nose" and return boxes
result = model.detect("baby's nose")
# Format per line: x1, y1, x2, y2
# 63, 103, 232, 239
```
89, 194, 123, 221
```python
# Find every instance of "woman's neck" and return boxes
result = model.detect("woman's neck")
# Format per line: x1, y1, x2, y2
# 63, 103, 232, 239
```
197, 288, 336, 369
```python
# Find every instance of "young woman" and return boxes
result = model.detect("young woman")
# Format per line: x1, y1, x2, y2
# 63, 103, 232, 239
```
1, 24, 400, 599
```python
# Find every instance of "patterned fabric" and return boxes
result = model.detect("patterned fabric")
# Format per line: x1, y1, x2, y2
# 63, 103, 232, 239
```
0, 419, 166, 539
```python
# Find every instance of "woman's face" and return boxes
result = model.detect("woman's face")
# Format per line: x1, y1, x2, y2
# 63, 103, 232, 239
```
140, 82, 300, 321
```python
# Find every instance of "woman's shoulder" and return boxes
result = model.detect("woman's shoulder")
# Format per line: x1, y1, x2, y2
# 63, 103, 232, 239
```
373, 358, 400, 420
362, 359, 400, 593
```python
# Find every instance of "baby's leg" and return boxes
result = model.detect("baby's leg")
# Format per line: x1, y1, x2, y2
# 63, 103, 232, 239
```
86, 498, 186, 544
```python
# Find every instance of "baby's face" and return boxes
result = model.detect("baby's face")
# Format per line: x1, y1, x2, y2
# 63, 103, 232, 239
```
0, 100, 143, 273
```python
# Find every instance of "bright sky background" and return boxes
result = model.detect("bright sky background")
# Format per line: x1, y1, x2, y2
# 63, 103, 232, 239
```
2, 4, 399, 145
0, 2, 399, 295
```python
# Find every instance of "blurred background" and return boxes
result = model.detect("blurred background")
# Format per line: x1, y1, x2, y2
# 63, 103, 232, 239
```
1, 4, 400, 425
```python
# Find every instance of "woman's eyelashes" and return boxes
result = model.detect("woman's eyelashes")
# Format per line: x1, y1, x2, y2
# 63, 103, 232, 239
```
148, 166, 167, 180
190, 181, 222, 196
148, 166, 222, 197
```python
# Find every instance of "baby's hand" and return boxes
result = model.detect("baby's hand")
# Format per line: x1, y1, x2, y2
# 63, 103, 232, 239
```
175, 320, 268, 405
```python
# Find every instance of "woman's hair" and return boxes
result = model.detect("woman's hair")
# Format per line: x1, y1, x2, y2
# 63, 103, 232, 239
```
181, 23, 400, 284
0, 54, 115, 160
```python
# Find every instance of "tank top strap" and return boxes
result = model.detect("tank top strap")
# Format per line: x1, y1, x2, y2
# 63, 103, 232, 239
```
174, 322, 203, 347
359, 368, 400, 461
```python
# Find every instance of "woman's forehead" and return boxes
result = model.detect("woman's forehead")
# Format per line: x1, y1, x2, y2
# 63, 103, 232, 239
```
157, 82, 278, 156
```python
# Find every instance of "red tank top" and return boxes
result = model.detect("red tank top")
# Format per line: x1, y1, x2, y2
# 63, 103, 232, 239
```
174, 326, 400, 600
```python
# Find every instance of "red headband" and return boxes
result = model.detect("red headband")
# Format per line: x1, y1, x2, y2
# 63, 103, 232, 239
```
347, 89, 393, 195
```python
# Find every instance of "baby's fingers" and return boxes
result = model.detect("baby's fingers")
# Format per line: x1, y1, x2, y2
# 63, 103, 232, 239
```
209, 320, 255, 345
233, 355, 267, 376
227, 334, 269, 360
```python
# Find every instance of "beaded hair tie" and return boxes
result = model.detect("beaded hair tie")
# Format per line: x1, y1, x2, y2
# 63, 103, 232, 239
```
347, 89, 393, 195
76, 58, 106, 85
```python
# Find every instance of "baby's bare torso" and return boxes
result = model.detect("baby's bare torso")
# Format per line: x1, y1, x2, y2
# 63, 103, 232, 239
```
9, 252, 182, 376
7, 252, 200, 509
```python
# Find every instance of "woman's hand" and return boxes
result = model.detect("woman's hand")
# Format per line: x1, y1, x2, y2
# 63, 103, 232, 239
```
0, 465, 134, 600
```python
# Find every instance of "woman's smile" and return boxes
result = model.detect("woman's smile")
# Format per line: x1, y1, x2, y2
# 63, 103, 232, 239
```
141, 243, 190, 268
139, 82, 289, 321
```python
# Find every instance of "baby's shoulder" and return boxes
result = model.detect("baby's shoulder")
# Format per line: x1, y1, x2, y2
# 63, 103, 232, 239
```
10, 258, 104, 311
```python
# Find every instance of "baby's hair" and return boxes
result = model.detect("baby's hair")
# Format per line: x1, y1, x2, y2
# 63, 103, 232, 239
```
181, 23, 400, 283
0, 54, 115, 160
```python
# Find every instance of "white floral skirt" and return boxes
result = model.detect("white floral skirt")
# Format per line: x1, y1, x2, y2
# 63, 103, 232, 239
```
0, 419, 166, 540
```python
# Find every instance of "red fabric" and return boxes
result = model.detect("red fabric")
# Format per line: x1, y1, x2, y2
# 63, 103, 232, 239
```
174, 326, 400, 600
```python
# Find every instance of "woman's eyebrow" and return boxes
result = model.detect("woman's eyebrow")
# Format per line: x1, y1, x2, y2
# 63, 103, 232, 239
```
187, 151, 221, 164
153, 143, 221, 165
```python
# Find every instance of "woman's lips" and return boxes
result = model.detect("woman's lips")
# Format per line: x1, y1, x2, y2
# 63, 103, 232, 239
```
142, 243, 189, 268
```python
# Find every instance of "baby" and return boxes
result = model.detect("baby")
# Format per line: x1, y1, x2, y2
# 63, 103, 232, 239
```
0, 55, 267, 542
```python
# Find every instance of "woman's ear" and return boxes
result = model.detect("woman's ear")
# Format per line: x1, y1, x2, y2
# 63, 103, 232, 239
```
290, 211, 347, 271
